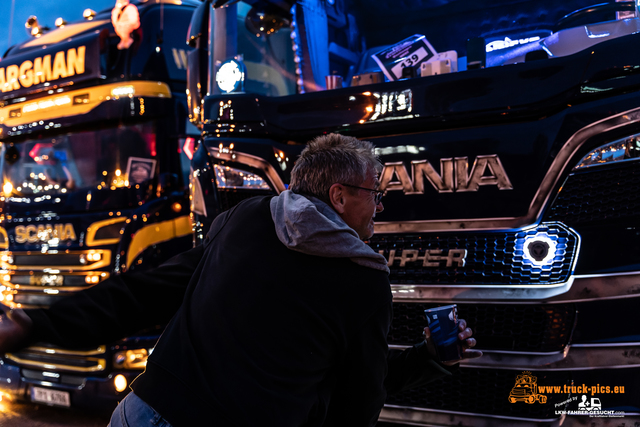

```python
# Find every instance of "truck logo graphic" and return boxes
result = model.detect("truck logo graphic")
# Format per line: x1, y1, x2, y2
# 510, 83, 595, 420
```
527, 240, 550, 262
508, 371, 548, 404
578, 395, 602, 411
14, 223, 77, 244
379, 154, 513, 194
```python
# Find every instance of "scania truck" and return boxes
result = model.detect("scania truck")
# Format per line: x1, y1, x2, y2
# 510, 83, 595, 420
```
0, 0, 199, 409
185, 0, 640, 425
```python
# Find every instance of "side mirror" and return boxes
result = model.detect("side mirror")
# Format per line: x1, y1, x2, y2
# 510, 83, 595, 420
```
186, 1, 211, 128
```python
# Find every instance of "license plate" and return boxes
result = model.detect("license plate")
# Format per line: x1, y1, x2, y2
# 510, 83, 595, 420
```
31, 386, 71, 407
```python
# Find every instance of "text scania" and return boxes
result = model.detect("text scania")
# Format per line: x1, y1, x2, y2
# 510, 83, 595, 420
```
15, 224, 77, 244
379, 155, 513, 194
0, 46, 86, 93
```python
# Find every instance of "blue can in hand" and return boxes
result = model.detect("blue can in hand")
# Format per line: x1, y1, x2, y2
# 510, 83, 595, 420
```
424, 304, 462, 362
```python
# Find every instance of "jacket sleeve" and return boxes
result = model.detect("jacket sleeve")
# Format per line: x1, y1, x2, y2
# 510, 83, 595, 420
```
323, 302, 392, 427
24, 203, 242, 348
25, 243, 205, 348
385, 341, 455, 394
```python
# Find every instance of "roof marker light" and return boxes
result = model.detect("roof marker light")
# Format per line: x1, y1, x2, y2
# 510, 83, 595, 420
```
111, 86, 135, 97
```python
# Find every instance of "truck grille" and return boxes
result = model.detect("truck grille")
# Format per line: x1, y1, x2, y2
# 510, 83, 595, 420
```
0, 251, 110, 308
5, 345, 107, 373
547, 161, 640, 225
2, 250, 110, 271
390, 302, 575, 352
368, 223, 579, 285
385, 368, 572, 419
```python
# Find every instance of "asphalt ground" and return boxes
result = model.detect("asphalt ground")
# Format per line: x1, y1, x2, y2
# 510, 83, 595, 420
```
0, 399, 112, 427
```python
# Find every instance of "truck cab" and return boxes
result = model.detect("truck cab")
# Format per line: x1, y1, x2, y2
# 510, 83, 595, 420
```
0, 0, 199, 410
186, 0, 640, 425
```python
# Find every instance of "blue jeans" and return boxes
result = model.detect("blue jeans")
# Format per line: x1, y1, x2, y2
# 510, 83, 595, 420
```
108, 392, 173, 427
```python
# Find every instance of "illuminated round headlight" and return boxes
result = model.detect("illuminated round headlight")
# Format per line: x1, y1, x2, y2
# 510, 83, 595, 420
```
216, 59, 245, 94
114, 374, 128, 393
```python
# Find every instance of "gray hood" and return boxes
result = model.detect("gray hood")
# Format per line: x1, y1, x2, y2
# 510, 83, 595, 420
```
269, 190, 390, 274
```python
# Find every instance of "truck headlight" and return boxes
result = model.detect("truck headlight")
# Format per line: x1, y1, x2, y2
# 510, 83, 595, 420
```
114, 374, 128, 392
216, 58, 245, 94
113, 349, 149, 370
574, 134, 640, 169
213, 164, 270, 190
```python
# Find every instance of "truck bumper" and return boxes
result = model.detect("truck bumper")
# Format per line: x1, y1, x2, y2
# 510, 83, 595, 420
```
0, 361, 139, 411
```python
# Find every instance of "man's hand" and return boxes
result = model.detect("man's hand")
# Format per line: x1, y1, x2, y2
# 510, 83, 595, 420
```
423, 318, 482, 366
0, 303, 33, 354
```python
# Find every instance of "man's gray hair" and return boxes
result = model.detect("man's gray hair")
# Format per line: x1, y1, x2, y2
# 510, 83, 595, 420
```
290, 133, 382, 203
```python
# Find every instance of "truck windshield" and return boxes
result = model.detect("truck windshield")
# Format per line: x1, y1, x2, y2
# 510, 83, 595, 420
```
1, 123, 156, 199
217, 0, 637, 96
214, 1, 297, 97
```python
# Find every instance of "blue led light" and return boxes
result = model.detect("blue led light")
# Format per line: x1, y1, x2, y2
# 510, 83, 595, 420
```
522, 232, 557, 266
512, 224, 571, 279
290, 5, 304, 93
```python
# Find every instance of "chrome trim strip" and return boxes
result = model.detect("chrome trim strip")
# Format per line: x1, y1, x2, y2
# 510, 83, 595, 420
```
389, 344, 564, 357
6, 285, 94, 292
390, 280, 574, 303
206, 147, 286, 193
375, 106, 640, 232
571, 342, 640, 348
25, 345, 106, 356
1, 250, 111, 272
393, 345, 640, 371
573, 270, 640, 279
464, 362, 640, 371
4, 354, 106, 373
380, 405, 559, 426
390, 272, 640, 303
390, 344, 571, 367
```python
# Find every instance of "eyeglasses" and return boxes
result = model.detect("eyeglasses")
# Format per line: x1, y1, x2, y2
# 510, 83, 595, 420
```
340, 183, 385, 204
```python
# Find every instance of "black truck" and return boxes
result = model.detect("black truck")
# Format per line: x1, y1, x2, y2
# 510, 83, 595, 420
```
185, 0, 640, 425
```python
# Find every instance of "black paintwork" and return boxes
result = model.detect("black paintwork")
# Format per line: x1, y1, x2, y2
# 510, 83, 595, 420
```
200, 32, 640, 229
